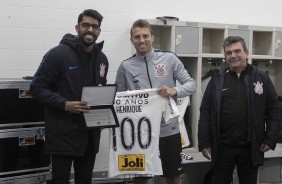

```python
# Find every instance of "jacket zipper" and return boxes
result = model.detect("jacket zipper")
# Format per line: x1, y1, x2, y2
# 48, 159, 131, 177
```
144, 56, 153, 88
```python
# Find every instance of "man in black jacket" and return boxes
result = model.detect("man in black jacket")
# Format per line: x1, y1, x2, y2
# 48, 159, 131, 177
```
198, 36, 280, 184
30, 9, 108, 184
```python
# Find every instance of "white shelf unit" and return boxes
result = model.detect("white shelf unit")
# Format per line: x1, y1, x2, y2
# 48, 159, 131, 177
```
147, 19, 282, 152
202, 28, 225, 54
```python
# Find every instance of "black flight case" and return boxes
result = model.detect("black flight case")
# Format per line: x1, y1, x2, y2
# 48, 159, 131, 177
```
0, 78, 51, 184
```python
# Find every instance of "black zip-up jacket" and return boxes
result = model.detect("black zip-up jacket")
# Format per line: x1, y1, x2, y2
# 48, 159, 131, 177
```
198, 64, 280, 166
220, 69, 249, 146
30, 34, 109, 156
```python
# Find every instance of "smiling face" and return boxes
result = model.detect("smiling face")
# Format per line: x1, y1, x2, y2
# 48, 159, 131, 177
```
75, 16, 101, 48
130, 27, 154, 56
224, 42, 249, 73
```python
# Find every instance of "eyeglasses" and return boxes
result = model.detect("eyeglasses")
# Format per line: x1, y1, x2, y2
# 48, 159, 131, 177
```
79, 22, 100, 31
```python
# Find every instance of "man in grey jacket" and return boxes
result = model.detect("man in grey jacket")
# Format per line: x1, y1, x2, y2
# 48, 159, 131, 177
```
115, 19, 196, 184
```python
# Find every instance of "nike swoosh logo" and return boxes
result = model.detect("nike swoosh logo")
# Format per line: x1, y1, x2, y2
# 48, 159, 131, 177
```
223, 88, 229, 91
69, 66, 78, 70
178, 167, 183, 171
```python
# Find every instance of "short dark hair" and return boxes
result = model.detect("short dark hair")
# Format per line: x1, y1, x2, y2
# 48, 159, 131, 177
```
130, 19, 154, 37
222, 36, 247, 51
77, 9, 103, 26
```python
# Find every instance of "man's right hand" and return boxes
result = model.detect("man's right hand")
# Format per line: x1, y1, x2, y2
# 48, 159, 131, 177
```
202, 147, 211, 160
66, 101, 90, 113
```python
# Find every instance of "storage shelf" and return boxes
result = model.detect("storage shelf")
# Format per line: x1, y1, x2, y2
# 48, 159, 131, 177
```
177, 54, 200, 57
202, 28, 225, 54
146, 19, 282, 152
252, 31, 273, 55
201, 54, 224, 58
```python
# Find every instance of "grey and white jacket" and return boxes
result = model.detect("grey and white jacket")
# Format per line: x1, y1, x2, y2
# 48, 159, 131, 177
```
115, 48, 196, 137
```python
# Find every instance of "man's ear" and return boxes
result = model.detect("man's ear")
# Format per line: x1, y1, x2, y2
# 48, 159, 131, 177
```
245, 49, 249, 56
75, 25, 79, 33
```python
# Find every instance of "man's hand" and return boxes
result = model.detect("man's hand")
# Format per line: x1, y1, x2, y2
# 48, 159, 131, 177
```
260, 143, 270, 152
202, 147, 211, 160
157, 86, 177, 98
66, 101, 90, 113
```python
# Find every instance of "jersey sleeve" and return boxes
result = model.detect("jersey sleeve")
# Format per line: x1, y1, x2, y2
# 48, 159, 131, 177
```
177, 96, 190, 123
163, 97, 180, 124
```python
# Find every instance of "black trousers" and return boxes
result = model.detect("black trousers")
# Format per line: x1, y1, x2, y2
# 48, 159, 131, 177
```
51, 135, 97, 184
212, 145, 259, 184
159, 133, 183, 176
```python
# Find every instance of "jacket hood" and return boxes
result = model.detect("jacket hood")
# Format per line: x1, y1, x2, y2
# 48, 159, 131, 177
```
59, 33, 104, 53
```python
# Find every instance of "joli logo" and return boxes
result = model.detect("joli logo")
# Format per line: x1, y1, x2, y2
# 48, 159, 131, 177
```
118, 154, 145, 171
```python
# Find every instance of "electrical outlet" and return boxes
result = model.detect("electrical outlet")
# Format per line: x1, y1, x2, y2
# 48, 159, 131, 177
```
275, 39, 281, 49
176, 35, 182, 46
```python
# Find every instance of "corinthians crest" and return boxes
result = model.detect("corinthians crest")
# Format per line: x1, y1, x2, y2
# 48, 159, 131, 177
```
253, 81, 263, 95
154, 64, 166, 77
100, 63, 106, 78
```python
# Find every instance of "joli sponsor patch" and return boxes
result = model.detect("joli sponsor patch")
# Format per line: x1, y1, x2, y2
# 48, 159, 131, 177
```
118, 154, 145, 171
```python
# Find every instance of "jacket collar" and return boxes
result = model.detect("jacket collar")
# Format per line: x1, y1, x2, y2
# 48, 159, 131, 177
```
224, 63, 253, 75
60, 33, 104, 55
135, 48, 155, 61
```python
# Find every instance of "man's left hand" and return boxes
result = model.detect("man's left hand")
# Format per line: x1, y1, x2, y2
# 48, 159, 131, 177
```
157, 86, 177, 97
260, 143, 270, 152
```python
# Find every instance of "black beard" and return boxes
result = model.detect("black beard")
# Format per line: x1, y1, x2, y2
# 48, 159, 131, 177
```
79, 33, 96, 46
81, 39, 95, 46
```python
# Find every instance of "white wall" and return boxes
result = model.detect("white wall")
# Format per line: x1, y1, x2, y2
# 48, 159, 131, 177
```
0, 0, 282, 82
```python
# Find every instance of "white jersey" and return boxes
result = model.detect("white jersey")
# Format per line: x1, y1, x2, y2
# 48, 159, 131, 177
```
108, 89, 180, 178
177, 96, 191, 148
